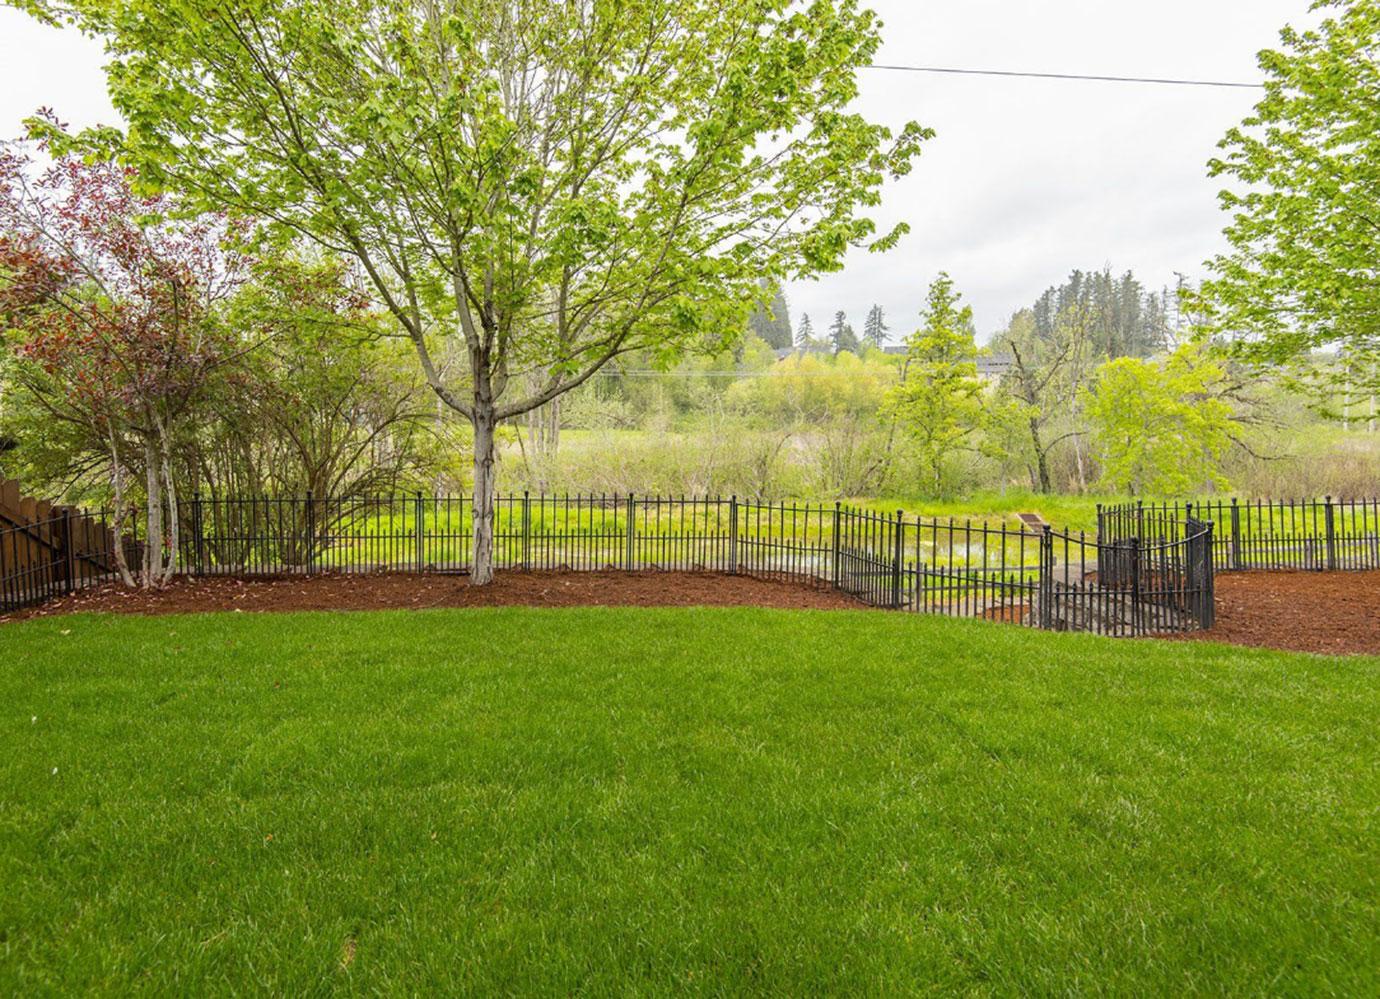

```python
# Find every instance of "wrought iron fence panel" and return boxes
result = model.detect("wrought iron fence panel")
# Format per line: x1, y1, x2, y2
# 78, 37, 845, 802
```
6, 491, 1223, 637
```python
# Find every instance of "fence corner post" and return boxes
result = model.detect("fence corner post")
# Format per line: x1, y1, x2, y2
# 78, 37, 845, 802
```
728, 495, 738, 575
1204, 523, 1216, 629
1325, 494, 1337, 571
1038, 525, 1055, 630
625, 493, 636, 571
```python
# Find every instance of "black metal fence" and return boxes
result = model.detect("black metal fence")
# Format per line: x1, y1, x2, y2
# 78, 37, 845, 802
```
1099, 497, 1380, 572
3, 491, 1220, 636
159, 492, 1214, 637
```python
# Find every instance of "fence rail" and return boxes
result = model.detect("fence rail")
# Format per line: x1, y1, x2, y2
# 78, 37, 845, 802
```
1099, 496, 1380, 573
4, 490, 1220, 637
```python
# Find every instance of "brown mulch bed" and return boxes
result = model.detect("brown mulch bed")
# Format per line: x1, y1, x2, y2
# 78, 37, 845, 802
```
1184, 569, 1380, 656
2, 570, 862, 622
8, 568, 1377, 656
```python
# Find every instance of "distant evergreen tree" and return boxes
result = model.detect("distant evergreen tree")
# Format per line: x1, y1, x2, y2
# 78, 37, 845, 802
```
829, 311, 861, 355
747, 278, 794, 349
795, 312, 815, 348
862, 304, 889, 348
1030, 267, 1169, 359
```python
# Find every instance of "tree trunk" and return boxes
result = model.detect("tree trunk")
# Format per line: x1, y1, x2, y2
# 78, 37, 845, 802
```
143, 437, 164, 588
471, 407, 498, 585
158, 425, 180, 587
1028, 417, 1052, 493
107, 429, 136, 588
546, 396, 560, 459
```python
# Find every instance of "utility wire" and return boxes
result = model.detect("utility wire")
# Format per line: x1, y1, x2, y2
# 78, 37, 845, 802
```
593, 366, 912, 379
864, 64, 1264, 89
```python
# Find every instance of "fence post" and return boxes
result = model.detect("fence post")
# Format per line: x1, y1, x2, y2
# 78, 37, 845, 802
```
728, 495, 738, 574
305, 491, 316, 576
625, 493, 636, 571
1038, 526, 1054, 629
190, 492, 205, 576
521, 491, 531, 570
1136, 500, 1144, 542
832, 501, 842, 590
59, 508, 75, 594
892, 510, 904, 609
1324, 495, 1337, 571
1203, 524, 1216, 629
415, 491, 426, 572
1230, 497, 1242, 570
1095, 502, 1105, 579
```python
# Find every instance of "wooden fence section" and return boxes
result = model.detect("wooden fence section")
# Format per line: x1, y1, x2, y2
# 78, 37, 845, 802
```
1099, 497, 1380, 572
0, 478, 138, 614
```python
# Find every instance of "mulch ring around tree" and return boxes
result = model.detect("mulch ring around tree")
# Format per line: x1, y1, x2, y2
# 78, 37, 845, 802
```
1182, 569, 1380, 656
2, 570, 864, 622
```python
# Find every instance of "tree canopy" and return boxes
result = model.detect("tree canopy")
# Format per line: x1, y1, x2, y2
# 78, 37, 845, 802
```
19, 0, 928, 580
1031, 268, 1171, 360
0, 142, 245, 585
1202, 0, 1380, 372
1084, 345, 1235, 496
883, 273, 982, 495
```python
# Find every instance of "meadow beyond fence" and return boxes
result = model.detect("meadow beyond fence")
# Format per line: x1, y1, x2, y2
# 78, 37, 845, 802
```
4, 492, 1217, 638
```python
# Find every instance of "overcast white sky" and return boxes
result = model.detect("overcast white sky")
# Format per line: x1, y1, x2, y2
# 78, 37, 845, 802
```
0, 1, 1318, 340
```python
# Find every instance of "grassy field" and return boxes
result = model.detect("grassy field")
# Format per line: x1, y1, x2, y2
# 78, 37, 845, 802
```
856, 489, 1111, 532
2, 607, 1377, 993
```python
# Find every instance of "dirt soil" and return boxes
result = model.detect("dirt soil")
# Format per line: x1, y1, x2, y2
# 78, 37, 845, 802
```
1185, 570, 1380, 656
2, 570, 861, 622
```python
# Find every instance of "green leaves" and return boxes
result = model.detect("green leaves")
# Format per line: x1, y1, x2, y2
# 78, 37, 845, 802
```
1084, 345, 1235, 496
1202, 0, 1380, 371
18, 0, 926, 388
883, 273, 984, 496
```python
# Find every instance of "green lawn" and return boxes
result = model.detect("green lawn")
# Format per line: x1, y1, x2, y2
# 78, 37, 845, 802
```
2, 607, 1377, 994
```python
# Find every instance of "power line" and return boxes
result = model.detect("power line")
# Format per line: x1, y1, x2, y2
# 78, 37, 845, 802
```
593, 365, 903, 379
864, 64, 1264, 89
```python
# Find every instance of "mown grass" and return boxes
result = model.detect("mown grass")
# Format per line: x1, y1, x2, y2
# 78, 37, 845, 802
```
2, 607, 1377, 994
